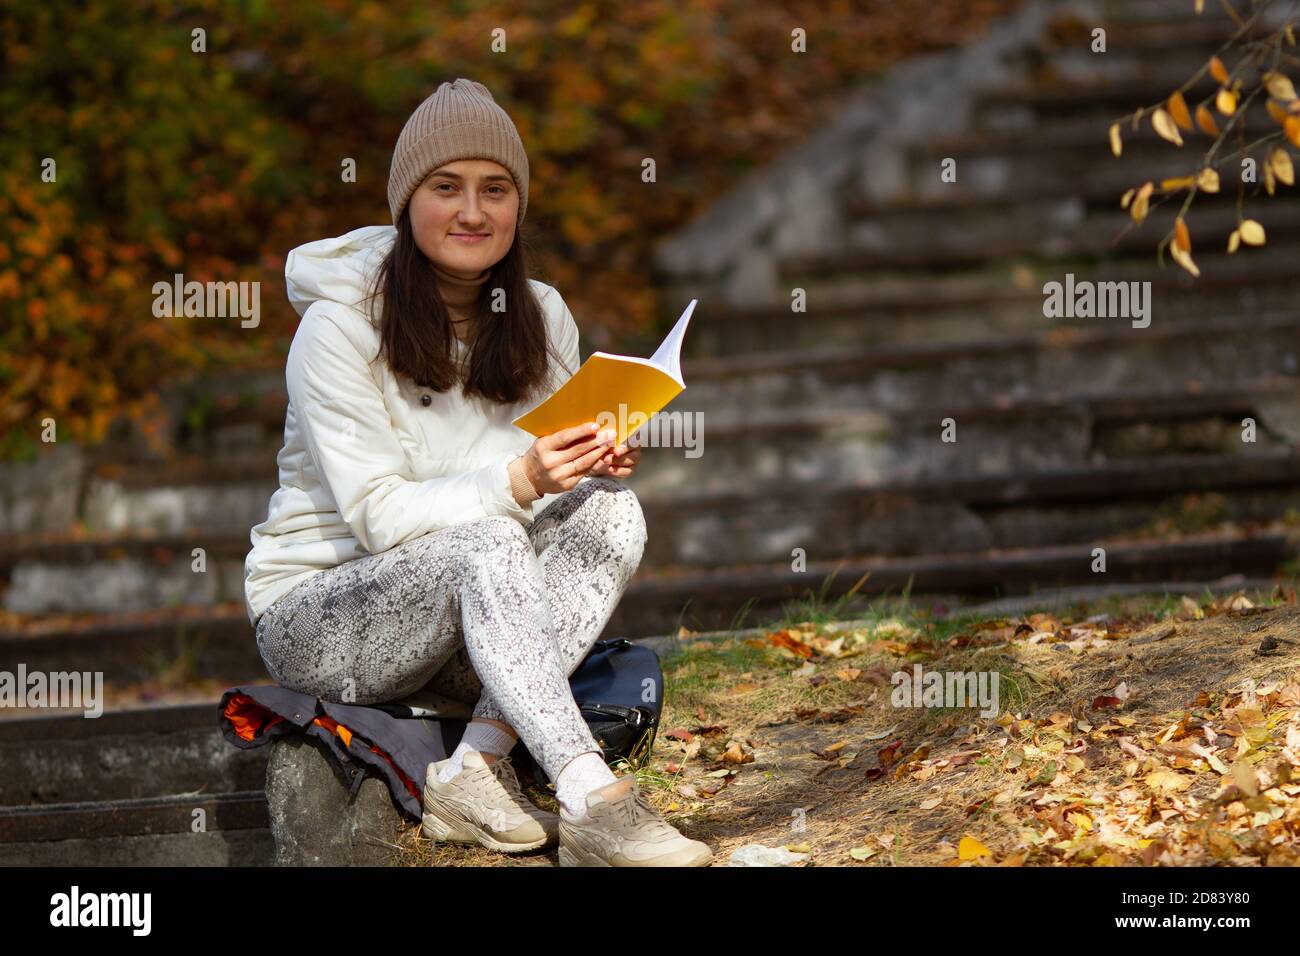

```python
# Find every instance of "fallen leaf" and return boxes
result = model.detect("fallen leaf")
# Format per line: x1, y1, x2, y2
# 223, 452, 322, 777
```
1232, 759, 1259, 797
958, 835, 993, 861
1145, 770, 1191, 794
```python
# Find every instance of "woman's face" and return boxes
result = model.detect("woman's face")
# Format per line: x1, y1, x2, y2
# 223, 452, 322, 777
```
408, 159, 519, 277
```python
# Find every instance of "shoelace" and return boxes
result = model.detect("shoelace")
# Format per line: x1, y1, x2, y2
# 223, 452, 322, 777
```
486, 756, 535, 810
615, 785, 678, 838
488, 755, 520, 791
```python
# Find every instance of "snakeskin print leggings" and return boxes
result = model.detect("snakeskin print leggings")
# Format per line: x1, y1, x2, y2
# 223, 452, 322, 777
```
253, 476, 647, 782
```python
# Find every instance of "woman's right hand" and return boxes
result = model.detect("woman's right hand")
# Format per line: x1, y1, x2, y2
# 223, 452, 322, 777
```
521, 421, 616, 495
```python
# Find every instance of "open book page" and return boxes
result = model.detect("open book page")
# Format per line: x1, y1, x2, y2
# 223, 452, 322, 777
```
511, 299, 698, 446
647, 298, 697, 386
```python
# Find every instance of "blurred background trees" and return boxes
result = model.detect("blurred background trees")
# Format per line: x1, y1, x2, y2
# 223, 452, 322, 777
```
1, 0, 1018, 461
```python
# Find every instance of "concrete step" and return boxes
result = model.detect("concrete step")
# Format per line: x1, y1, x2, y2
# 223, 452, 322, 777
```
762, 247, 1300, 351
0, 604, 260, 690
0, 702, 267, 806
105, 312, 1300, 468
6, 447, 1300, 615
636, 450, 1300, 567
29, 376, 1295, 562
974, 64, 1223, 122
0, 791, 272, 866
633, 381, 1300, 494
609, 528, 1298, 636
10, 442, 1300, 621
839, 193, 1300, 271
914, 109, 1276, 176
679, 314, 1300, 419
4, 521, 1295, 686
58, 380, 1300, 532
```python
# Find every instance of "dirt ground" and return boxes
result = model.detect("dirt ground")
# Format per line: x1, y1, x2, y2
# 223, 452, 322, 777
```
396, 588, 1300, 866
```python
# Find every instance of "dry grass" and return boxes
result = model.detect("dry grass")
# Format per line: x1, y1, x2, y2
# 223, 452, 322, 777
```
395, 586, 1300, 866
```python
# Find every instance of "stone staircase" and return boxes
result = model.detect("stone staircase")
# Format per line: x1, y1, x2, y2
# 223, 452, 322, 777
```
2, 0, 1299, 863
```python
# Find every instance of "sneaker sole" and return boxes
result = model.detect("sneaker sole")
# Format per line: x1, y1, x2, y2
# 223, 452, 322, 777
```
422, 790, 554, 854
558, 835, 713, 867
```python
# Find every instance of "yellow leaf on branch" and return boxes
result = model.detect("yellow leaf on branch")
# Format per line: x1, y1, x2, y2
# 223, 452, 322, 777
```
1228, 229, 1241, 254
1210, 56, 1230, 84
1171, 244, 1200, 277
1109, 122, 1122, 158
1271, 148, 1295, 186
1286, 116, 1300, 148
1195, 104, 1219, 136
1265, 72, 1298, 102
1168, 91, 1193, 130
1197, 167, 1220, 192
1174, 216, 1191, 253
1152, 108, 1183, 145
1216, 88, 1237, 116
1239, 219, 1266, 246
1131, 181, 1154, 223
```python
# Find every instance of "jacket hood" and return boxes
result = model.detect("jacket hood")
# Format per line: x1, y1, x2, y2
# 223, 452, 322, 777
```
284, 224, 397, 322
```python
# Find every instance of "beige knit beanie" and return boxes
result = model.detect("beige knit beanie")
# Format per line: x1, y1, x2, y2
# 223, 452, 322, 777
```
387, 78, 530, 228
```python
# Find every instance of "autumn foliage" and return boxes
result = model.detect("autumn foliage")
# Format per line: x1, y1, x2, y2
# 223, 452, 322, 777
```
1, 0, 1022, 462
1109, 0, 1299, 275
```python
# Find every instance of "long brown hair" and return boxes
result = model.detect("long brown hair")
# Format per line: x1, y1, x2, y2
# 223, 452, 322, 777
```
363, 207, 565, 406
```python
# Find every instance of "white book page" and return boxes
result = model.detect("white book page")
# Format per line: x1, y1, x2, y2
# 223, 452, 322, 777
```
646, 298, 697, 387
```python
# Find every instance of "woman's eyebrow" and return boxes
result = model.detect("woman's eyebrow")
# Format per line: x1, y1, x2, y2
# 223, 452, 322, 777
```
431, 170, 513, 183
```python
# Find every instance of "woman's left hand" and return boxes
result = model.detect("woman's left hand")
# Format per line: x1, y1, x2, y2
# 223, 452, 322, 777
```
588, 434, 641, 478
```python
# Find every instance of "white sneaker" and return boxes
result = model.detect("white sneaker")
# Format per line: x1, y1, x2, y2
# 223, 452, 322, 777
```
422, 751, 559, 853
558, 776, 713, 867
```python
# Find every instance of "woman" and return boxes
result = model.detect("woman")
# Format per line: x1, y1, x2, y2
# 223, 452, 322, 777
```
244, 78, 711, 867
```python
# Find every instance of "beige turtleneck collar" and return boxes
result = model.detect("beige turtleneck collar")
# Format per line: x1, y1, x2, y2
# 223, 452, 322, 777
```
431, 260, 491, 342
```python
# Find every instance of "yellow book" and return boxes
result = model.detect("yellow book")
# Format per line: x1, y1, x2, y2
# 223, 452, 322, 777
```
513, 299, 697, 448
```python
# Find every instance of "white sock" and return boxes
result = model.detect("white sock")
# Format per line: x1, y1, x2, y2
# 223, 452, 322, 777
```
436, 721, 518, 783
555, 751, 619, 820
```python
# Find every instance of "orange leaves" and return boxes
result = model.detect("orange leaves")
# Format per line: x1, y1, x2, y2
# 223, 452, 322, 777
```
1287, 116, 1300, 148
1127, 180, 1154, 223
1167, 90, 1193, 131
1195, 104, 1220, 136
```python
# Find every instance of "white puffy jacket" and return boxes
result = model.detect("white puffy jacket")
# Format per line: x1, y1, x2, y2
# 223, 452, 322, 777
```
243, 224, 585, 625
